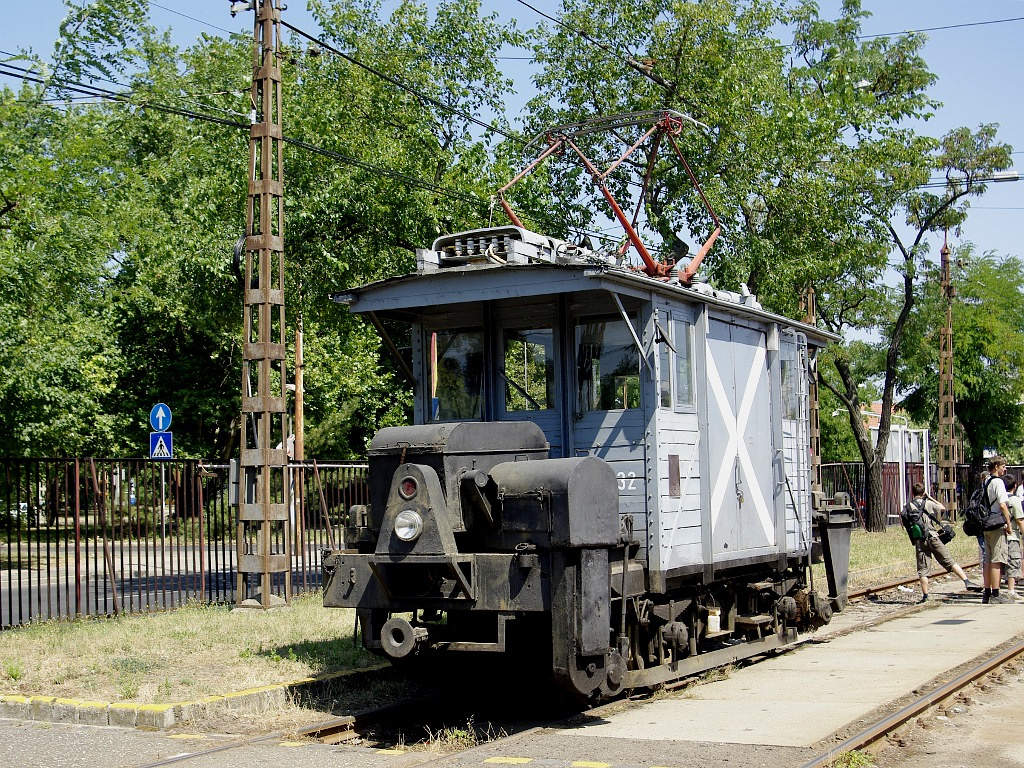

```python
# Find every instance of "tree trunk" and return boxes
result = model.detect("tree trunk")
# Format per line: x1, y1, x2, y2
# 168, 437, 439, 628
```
864, 457, 887, 531
823, 355, 892, 532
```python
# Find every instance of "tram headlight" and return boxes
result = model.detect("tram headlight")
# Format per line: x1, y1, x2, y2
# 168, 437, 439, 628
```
394, 509, 423, 542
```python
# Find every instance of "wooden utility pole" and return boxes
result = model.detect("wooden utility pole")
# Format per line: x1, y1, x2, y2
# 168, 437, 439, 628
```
937, 240, 958, 516
801, 283, 822, 495
237, 0, 291, 608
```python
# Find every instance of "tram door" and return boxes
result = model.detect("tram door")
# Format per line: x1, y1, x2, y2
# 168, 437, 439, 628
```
706, 319, 776, 555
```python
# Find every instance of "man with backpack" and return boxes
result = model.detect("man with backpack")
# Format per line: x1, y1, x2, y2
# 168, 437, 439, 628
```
901, 481, 981, 603
981, 456, 1015, 603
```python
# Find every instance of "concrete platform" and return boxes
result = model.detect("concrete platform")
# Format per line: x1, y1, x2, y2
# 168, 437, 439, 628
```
574, 601, 1024, 747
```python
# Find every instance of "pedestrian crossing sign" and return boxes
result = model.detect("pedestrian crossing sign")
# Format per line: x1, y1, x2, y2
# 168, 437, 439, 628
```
150, 431, 173, 460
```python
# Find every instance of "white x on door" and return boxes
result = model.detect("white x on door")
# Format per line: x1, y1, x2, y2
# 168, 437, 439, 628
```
706, 320, 776, 555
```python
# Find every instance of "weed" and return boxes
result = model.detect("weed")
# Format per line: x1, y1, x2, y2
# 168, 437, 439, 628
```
699, 663, 734, 684
423, 718, 507, 754
828, 750, 874, 768
115, 676, 141, 699
3, 659, 24, 681
424, 720, 480, 752
111, 657, 153, 675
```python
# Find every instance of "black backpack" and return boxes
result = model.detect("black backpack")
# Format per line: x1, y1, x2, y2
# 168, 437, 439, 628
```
963, 477, 1002, 536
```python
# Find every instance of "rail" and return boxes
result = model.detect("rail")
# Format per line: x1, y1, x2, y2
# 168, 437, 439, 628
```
800, 638, 1024, 768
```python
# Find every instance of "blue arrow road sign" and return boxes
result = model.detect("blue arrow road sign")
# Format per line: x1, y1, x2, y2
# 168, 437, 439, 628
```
150, 431, 173, 460
149, 403, 173, 431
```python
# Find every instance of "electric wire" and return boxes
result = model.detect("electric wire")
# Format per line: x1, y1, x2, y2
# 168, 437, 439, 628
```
278, 19, 523, 145
0, 61, 489, 210
513, 1, 1024, 74
0, 61, 621, 241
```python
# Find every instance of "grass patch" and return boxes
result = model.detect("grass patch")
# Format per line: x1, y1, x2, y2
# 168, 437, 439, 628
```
813, 526, 982, 591
828, 750, 874, 768
422, 718, 507, 753
0, 528, 981, 731
0, 592, 375, 706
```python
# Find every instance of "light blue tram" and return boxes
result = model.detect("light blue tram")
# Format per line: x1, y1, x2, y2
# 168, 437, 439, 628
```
323, 224, 852, 700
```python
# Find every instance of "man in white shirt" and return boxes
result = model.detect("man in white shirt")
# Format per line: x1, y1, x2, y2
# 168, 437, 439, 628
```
983, 457, 1014, 604
1002, 475, 1024, 600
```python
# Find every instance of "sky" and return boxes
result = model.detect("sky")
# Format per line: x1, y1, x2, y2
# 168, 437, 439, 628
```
4, 0, 1024, 267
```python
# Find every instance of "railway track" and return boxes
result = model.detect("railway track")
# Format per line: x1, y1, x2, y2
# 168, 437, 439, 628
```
799, 637, 1024, 768
126, 564, 996, 768
846, 559, 982, 601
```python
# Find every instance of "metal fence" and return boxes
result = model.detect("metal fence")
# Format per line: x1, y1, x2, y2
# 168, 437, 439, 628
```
820, 461, 1024, 527
820, 461, 926, 527
0, 458, 367, 630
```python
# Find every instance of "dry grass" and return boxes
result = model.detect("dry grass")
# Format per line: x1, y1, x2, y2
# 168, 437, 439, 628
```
0, 528, 981, 717
813, 526, 982, 591
0, 592, 375, 706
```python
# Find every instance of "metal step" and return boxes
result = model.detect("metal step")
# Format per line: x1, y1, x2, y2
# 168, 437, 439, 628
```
734, 613, 774, 629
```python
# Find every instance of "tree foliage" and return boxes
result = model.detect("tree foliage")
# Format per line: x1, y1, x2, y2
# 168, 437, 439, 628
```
1, 0, 522, 458
520, 0, 1012, 528
900, 245, 1024, 468
0, 0, 1017, 482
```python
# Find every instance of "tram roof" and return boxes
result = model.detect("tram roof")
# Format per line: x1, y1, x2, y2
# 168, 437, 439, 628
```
331, 262, 839, 347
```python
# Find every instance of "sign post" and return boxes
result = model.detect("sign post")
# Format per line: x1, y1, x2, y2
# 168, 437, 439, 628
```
149, 403, 174, 530
149, 403, 174, 460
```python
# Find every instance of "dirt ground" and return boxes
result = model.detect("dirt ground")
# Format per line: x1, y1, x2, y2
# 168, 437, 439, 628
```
869, 661, 1024, 768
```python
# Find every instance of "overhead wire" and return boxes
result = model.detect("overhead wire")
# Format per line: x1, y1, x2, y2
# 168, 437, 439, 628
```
278, 19, 523, 145
0, 8, 644, 243
0, 61, 489, 210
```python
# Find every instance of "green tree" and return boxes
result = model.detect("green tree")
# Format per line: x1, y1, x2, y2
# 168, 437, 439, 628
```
1, 0, 527, 459
0, 79, 126, 456
900, 245, 1024, 471
522, 0, 1011, 529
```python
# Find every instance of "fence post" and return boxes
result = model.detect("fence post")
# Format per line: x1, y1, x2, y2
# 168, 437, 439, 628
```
73, 459, 82, 617
89, 458, 121, 616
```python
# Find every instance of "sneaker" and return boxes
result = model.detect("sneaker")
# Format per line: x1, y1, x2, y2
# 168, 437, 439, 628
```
965, 580, 984, 592
991, 595, 1013, 604
1006, 591, 1024, 601
919, 594, 930, 604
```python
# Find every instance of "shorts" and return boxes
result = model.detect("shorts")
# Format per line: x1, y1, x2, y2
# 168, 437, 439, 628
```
983, 527, 1010, 566
917, 535, 958, 577
1004, 538, 1022, 580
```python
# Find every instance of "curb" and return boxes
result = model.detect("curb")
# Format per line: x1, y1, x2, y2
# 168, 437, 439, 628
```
0, 665, 386, 731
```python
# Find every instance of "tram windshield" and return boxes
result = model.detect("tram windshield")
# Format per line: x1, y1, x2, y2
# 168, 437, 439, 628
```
502, 328, 555, 412
429, 329, 484, 421
575, 316, 640, 412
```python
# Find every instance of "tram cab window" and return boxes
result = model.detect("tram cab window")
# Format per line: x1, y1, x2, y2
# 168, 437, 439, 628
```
658, 314, 695, 411
428, 329, 484, 421
575, 316, 640, 412
780, 339, 800, 420
502, 328, 555, 412
673, 317, 695, 407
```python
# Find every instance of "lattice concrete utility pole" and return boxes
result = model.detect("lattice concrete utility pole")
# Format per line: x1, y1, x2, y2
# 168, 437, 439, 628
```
937, 240, 958, 516
237, 0, 291, 608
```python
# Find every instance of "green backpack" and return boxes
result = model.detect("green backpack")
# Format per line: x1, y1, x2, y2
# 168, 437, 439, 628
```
900, 499, 928, 543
